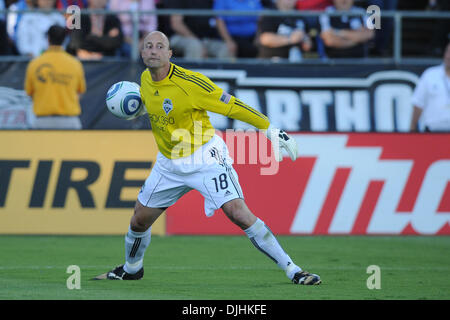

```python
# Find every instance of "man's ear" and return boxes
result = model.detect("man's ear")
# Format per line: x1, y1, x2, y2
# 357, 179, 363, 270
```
168, 49, 173, 59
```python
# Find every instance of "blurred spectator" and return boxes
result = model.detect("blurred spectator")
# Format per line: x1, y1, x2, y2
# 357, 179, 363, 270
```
109, 0, 158, 58
295, 0, 332, 49
257, 0, 312, 61
24, 25, 86, 129
426, 0, 437, 9
56, 0, 87, 9
6, 0, 32, 45
16, 0, 66, 57
214, 0, 264, 58
0, 0, 5, 22
164, 0, 232, 59
296, 0, 332, 10
295, 0, 332, 31
296, 0, 333, 29
67, 0, 124, 59
319, 0, 374, 58
410, 42, 450, 132
367, 0, 398, 56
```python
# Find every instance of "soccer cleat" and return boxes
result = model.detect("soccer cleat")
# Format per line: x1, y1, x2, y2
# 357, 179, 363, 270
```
93, 264, 144, 280
292, 271, 321, 285
107, 264, 144, 280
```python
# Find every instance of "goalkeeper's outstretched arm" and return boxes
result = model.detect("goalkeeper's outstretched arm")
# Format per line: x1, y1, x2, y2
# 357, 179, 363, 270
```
193, 75, 299, 162
221, 97, 298, 162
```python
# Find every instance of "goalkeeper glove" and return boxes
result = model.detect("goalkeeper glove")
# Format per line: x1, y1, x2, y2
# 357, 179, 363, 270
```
264, 125, 298, 162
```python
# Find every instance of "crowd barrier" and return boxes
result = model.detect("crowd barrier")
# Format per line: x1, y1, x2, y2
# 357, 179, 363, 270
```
0, 131, 448, 235
0, 60, 435, 131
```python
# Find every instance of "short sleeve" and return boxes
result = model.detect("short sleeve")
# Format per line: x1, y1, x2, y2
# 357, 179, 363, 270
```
412, 71, 428, 109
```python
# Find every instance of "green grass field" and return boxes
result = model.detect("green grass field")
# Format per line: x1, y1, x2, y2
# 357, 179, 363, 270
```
0, 235, 449, 300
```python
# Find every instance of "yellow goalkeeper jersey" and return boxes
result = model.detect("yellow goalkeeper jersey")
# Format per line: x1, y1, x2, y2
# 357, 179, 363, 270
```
140, 63, 270, 159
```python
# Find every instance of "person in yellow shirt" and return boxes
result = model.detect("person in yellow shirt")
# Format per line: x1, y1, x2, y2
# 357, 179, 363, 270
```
97, 31, 321, 285
24, 25, 86, 129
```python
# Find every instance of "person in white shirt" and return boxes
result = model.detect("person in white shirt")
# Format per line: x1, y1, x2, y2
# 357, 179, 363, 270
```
16, 0, 66, 57
410, 42, 450, 132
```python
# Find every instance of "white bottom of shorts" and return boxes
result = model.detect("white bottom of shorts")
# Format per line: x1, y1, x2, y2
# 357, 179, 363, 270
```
137, 135, 244, 217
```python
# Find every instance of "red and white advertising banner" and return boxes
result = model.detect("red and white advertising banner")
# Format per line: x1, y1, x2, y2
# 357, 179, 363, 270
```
166, 133, 450, 235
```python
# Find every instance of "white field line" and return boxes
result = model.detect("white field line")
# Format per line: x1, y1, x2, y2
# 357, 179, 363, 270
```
0, 265, 449, 271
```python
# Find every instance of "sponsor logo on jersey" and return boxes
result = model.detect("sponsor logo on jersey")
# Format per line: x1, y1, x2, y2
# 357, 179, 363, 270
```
162, 98, 173, 115
148, 113, 175, 125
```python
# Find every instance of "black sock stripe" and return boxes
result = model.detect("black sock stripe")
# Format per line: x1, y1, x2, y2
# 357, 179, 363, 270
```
135, 238, 142, 256
264, 223, 275, 237
129, 238, 141, 258
129, 239, 137, 258
133, 238, 141, 257
250, 237, 278, 264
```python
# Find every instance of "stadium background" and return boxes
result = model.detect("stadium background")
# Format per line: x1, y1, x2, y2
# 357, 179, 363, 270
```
0, 0, 449, 301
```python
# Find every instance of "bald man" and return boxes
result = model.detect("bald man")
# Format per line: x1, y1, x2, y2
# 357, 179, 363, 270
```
96, 31, 321, 286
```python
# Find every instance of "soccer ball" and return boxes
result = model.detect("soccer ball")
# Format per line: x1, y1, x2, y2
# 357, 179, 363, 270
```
106, 81, 143, 120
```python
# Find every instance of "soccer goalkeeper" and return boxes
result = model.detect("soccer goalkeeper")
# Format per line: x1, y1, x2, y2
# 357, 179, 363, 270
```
96, 31, 321, 285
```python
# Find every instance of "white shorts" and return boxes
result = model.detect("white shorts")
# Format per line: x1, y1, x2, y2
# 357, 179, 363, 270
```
137, 135, 244, 217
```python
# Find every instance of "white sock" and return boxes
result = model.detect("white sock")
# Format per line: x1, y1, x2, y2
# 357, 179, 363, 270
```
244, 218, 301, 280
123, 226, 151, 274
